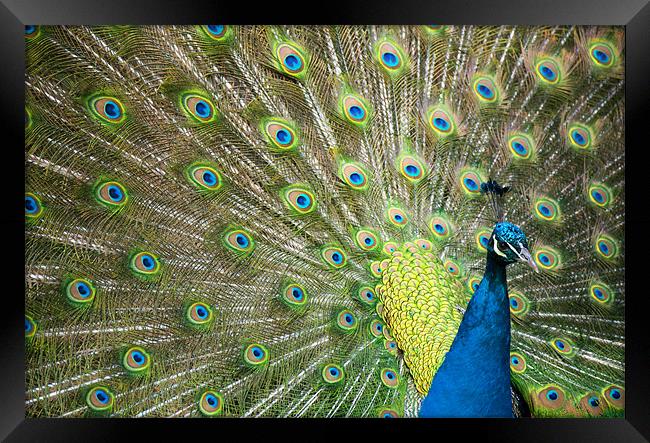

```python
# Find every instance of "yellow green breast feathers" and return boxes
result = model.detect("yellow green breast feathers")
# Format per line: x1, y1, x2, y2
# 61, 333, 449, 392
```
376, 241, 467, 395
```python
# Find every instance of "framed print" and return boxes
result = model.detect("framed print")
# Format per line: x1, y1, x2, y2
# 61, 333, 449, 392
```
1, 0, 649, 440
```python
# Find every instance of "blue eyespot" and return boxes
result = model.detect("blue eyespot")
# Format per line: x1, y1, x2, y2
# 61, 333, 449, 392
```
546, 390, 558, 401
95, 389, 109, 404
207, 25, 224, 35
25, 196, 38, 214
593, 288, 605, 300
510, 298, 518, 308
598, 241, 609, 254
512, 142, 526, 154
296, 194, 311, 209
276, 129, 291, 144
331, 252, 342, 264
593, 50, 609, 64
589, 396, 600, 407
206, 394, 217, 406
377, 324, 382, 331
193, 100, 210, 118
405, 165, 419, 177
284, 54, 302, 71
381, 52, 398, 67
433, 117, 449, 131
394, 214, 403, 222
364, 237, 374, 245
76, 282, 91, 298
540, 254, 550, 265
236, 234, 249, 247
591, 190, 604, 203
292, 288, 303, 300
539, 66, 556, 81
329, 367, 339, 377
610, 389, 621, 400
511, 357, 519, 365
196, 307, 208, 318
344, 314, 353, 324
132, 351, 145, 365
252, 347, 262, 358
348, 105, 365, 120
555, 340, 565, 350
25, 25, 36, 35
349, 173, 362, 184
464, 177, 478, 191
141, 255, 155, 270
202, 171, 217, 186
432, 223, 443, 233
104, 101, 121, 119
477, 84, 493, 99
25, 318, 32, 332
480, 236, 489, 247
107, 185, 123, 202
572, 130, 586, 145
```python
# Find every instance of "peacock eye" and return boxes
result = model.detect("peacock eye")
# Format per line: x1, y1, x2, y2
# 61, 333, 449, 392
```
498, 241, 508, 250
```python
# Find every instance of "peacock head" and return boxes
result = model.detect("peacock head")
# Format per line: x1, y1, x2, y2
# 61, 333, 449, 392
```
489, 222, 538, 271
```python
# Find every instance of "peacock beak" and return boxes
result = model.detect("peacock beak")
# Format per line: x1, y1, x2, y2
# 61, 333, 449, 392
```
517, 245, 538, 273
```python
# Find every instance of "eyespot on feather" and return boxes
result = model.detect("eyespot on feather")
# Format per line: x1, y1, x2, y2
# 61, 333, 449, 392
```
507, 132, 535, 160
369, 319, 385, 338
602, 385, 624, 409
335, 309, 358, 333
25, 193, 44, 219
379, 368, 400, 388
262, 118, 299, 151
223, 228, 255, 254
25, 315, 37, 338
243, 343, 269, 367
181, 93, 217, 123
129, 251, 161, 276
186, 302, 214, 326
587, 182, 613, 208
355, 228, 380, 252
275, 42, 308, 77
427, 106, 456, 136
509, 352, 527, 373
122, 346, 151, 374
322, 363, 345, 385
280, 282, 308, 309
320, 245, 347, 269
594, 233, 619, 260
340, 162, 370, 190
281, 185, 316, 215
94, 180, 129, 209
537, 385, 566, 409
65, 278, 97, 305
387, 207, 409, 227
186, 164, 223, 191
88, 95, 126, 124
86, 386, 115, 413
199, 390, 224, 416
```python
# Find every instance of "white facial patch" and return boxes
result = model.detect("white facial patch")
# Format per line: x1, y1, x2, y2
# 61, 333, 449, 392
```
506, 241, 526, 261
492, 237, 507, 258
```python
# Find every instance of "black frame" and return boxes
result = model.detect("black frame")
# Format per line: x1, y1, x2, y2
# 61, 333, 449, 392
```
1, 0, 649, 440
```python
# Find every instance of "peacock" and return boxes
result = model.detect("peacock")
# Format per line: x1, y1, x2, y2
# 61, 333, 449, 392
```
24, 24, 625, 418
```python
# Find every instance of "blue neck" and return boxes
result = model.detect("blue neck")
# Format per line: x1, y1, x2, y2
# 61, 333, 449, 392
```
419, 254, 512, 417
